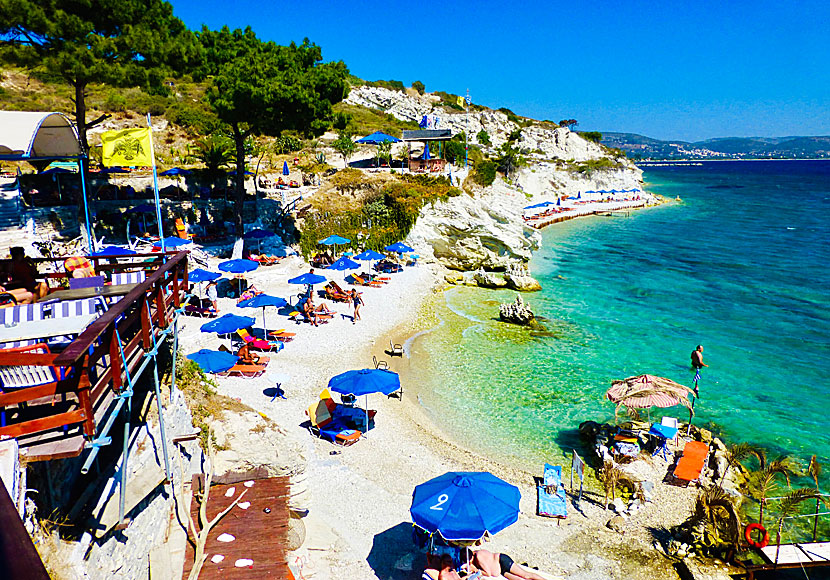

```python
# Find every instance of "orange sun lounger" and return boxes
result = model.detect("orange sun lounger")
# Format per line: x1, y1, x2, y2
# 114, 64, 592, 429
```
671, 441, 709, 486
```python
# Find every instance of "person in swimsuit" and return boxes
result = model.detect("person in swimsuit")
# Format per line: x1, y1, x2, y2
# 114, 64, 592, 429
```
4, 247, 47, 301
461, 548, 545, 580
236, 343, 260, 365
351, 289, 363, 323
690, 344, 708, 397
423, 554, 463, 580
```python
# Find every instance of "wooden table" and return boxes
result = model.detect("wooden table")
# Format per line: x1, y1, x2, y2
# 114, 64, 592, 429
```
44, 283, 140, 302
0, 314, 98, 343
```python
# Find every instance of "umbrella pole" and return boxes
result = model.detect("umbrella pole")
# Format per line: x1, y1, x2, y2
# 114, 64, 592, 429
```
365, 394, 369, 437
262, 306, 268, 338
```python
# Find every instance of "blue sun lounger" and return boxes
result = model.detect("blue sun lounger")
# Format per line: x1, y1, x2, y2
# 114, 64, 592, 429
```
537, 464, 567, 519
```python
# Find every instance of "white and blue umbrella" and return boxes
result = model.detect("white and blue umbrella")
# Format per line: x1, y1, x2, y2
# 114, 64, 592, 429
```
328, 368, 401, 433
218, 259, 259, 274
354, 250, 386, 262
385, 242, 414, 254
187, 349, 238, 374
237, 293, 288, 336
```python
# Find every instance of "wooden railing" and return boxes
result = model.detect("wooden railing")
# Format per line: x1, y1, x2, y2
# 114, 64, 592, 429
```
0, 251, 189, 461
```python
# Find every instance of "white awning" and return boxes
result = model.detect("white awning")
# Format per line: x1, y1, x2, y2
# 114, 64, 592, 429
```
0, 111, 83, 160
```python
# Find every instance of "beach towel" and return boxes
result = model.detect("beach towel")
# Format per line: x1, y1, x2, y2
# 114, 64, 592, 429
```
537, 464, 567, 518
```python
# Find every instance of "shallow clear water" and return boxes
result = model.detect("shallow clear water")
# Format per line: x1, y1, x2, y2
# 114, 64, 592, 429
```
410, 160, 830, 478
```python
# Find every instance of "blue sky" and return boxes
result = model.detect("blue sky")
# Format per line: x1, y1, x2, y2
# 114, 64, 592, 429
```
172, 0, 829, 141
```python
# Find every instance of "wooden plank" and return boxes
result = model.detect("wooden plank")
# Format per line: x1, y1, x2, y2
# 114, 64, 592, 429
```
0, 474, 50, 579
0, 409, 85, 440
760, 543, 815, 564
182, 477, 290, 579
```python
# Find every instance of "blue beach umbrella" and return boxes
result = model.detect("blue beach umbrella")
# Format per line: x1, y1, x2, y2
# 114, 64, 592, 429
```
557, 197, 561, 206
283, 161, 290, 176
244, 229, 275, 240
187, 349, 238, 374
244, 228, 276, 251
125, 203, 157, 214
218, 259, 259, 274
89, 245, 136, 257
354, 250, 386, 261
584, 190, 598, 195
576, 191, 582, 200
410, 472, 521, 541
327, 256, 360, 271
42, 167, 73, 175
98, 166, 129, 174
201, 313, 255, 336
385, 242, 414, 254
524, 201, 554, 210
156, 236, 192, 249
356, 132, 401, 144
237, 293, 288, 336
422, 145, 431, 160
189, 269, 222, 283
159, 167, 192, 176
328, 368, 402, 433
328, 368, 401, 397
288, 272, 327, 286
319, 234, 351, 246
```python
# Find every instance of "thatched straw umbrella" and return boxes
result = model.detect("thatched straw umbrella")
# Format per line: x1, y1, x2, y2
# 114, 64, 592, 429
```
606, 374, 695, 424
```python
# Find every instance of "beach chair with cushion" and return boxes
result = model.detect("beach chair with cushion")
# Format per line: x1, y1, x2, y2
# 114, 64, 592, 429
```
44, 298, 103, 348
236, 328, 284, 352
352, 275, 383, 288
0, 343, 62, 426
111, 271, 146, 286
306, 389, 362, 446
324, 281, 351, 302
267, 329, 296, 342
64, 256, 96, 278
671, 441, 709, 487
0, 303, 46, 350
217, 362, 267, 378
537, 464, 568, 519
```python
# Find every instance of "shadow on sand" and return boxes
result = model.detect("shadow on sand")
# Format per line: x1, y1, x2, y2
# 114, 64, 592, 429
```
367, 521, 423, 580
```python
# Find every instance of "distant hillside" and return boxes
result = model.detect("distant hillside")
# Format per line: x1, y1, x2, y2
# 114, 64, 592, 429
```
602, 132, 830, 160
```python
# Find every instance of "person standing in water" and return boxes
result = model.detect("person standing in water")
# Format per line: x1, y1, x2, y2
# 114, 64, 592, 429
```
691, 345, 708, 398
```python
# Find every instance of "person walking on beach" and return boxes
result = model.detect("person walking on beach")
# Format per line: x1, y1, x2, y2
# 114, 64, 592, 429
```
351, 289, 363, 323
461, 548, 545, 580
205, 280, 219, 313
691, 344, 708, 398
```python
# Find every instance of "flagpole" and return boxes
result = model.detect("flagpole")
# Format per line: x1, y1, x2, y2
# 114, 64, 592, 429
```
465, 88, 470, 171
78, 156, 95, 253
146, 113, 166, 254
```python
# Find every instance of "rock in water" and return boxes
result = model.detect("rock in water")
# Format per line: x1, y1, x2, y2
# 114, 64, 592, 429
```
473, 269, 508, 288
504, 262, 542, 292
499, 294, 535, 325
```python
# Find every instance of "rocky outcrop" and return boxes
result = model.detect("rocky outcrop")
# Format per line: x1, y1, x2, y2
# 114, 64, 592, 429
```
473, 269, 508, 288
504, 262, 542, 291
499, 294, 535, 325
407, 180, 541, 271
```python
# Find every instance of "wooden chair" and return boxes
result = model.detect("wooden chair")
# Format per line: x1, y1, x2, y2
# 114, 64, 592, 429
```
389, 340, 404, 357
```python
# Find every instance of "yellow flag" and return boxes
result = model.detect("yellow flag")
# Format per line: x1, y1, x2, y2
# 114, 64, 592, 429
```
457, 96, 466, 108
100, 128, 154, 167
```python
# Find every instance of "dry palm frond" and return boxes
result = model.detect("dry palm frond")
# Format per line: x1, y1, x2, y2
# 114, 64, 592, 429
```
691, 486, 742, 550
808, 455, 822, 490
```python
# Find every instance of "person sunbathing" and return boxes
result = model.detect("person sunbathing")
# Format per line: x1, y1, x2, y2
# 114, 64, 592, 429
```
307, 296, 333, 315
301, 299, 320, 326
0, 285, 34, 304
423, 555, 463, 580
461, 548, 544, 580
236, 343, 261, 365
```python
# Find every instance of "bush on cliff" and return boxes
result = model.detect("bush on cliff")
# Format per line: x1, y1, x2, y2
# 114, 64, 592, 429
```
472, 160, 498, 186
299, 174, 459, 256
580, 131, 603, 143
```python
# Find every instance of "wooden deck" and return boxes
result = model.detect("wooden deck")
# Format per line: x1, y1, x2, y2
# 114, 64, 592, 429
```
0, 251, 189, 462
182, 475, 290, 579
744, 542, 830, 579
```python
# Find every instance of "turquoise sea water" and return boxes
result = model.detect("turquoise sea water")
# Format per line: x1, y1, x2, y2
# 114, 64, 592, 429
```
409, 160, 830, 479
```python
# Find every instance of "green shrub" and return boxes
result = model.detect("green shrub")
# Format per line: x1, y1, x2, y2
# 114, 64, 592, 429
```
498, 107, 522, 124
298, 174, 459, 256
104, 91, 127, 112
569, 157, 621, 174
274, 134, 302, 154
434, 91, 464, 111
477, 130, 491, 146
366, 79, 406, 91
472, 160, 497, 186
580, 131, 603, 143
444, 140, 466, 164
412, 80, 425, 95
166, 102, 224, 135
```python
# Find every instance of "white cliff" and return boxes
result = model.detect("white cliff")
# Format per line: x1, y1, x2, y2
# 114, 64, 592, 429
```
346, 85, 647, 273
